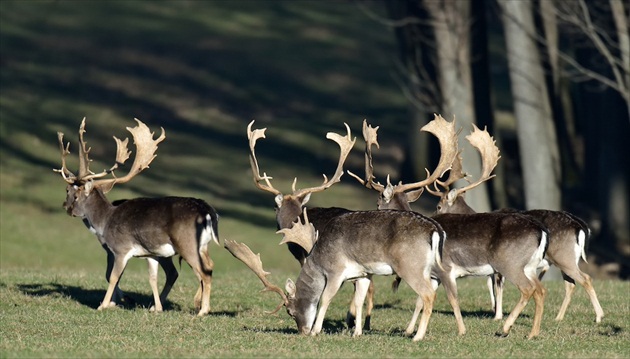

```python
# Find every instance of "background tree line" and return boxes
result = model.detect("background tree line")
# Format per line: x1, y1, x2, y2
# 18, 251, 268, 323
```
360, 0, 629, 278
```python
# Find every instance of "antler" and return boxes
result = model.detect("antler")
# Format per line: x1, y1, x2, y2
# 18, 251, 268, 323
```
277, 208, 318, 253
452, 124, 500, 195
248, 120, 356, 199
391, 114, 458, 194
224, 239, 288, 314
247, 120, 282, 196
347, 119, 385, 192
55, 131, 77, 184
54, 118, 165, 193
349, 114, 458, 201
291, 123, 356, 198
89, 119, 165, 193
427, 123, 500, 198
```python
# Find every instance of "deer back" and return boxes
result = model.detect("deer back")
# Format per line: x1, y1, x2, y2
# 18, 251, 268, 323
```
432, 212, 548, 274
102, 196, 219, 256
300, 210, 443, 284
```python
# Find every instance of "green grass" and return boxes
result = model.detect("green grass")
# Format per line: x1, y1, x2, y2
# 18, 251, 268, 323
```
1, 268, 628, 358
1, 1, 629, 358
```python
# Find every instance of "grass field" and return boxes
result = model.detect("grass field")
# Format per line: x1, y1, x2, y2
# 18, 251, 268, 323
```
1, 267, 628, 358
1, 1, 628, 358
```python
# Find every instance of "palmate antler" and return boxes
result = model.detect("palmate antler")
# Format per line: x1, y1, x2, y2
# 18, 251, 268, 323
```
349, 114, 458, 203
247, 120, 356, 199
427, 124, 500, 200
223, 239, 288, 314
55, 118, 165, 193
277, 208, 318, 254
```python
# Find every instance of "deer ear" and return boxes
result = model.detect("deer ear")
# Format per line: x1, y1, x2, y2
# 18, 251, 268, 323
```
275, 194, 284, 208
84, 181, 94, 196
300, 193, 311, 206
382, 183, 394, 203
285, 278, 296, 297
446, 189, 458, 206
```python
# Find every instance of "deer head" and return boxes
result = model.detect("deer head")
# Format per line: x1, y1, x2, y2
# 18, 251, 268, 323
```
55, 118, 165, 217
224, 209, 322, 334
426, 124, 500, 214
247, 120, 356, 229
348, 114, 458, 211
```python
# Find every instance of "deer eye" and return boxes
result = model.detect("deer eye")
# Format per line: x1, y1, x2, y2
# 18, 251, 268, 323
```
437, 205, 442, 211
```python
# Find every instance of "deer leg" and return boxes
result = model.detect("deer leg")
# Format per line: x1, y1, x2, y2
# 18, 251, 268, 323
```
493, 274, 505, 320
556, 274, 576, 321
198, 245, 214, 316
364, 279, 374, 331
528, 280, 546, 339
487, 276, 495, 313
147, 258, 163, 312
441, 276, 466, 335
311, 277, 345, 336
556, 266, 603, 322
346, 282, 358, 330
98, 255, 129, 311
350, 278, 371, 337
401, 273, 435, 342
157, 256, 179, 308
104, 246, 125, 306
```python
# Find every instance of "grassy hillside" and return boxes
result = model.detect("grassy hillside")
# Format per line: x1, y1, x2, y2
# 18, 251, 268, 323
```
1, 0, 412, 275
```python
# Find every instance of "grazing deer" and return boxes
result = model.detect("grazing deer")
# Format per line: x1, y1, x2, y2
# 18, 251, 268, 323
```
351, 117, 549, 339
426, 127, 604, 324
248, 120, 371, 328
55, 118, 219, 316
224, 207, 444, 341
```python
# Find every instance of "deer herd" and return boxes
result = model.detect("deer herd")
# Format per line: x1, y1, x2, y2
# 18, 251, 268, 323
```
55, 115, 603, 342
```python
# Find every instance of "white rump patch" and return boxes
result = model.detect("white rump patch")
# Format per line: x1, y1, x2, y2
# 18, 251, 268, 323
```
577, 229, 587, 263
525, 231, 548, 281
200, 214, 220, 248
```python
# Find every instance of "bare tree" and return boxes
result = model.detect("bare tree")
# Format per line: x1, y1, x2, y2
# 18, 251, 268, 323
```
497, 0, 562, 211
552, 0, 630, 119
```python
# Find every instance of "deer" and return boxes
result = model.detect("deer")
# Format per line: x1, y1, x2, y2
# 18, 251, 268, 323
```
247, 120, 370, 328
424, 130, 604, 323
55, 118, 219, 316
349, 116, 549, 339
224, 206, 445, 341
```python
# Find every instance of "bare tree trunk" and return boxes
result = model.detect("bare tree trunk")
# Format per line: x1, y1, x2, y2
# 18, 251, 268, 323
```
498, 0, 561, 210
424, 0, 491, 212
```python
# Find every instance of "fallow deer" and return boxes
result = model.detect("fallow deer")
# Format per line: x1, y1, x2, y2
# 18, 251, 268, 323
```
224, 207, 444, 341
425, 125, 603, 324
351, 116, 549, 339
55, 118, 219, 316
248, 120, 370, 328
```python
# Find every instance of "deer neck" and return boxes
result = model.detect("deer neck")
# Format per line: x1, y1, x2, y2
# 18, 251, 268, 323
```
81, 187, 115, 237
295, 259, 326, 306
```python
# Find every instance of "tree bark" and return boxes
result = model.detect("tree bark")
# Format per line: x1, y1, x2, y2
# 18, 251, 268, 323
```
498, 0, 561, 210
424, 0, 491, 212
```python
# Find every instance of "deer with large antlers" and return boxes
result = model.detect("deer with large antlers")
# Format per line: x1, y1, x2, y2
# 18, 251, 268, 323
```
351, 115, 549, 339
225, 206, 444, 341
248, 120, 379, 329
55, 118, 219, 316
427, 126, 604, 324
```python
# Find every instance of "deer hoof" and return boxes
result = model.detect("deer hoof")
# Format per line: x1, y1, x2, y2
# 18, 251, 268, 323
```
495, 331, 509, 338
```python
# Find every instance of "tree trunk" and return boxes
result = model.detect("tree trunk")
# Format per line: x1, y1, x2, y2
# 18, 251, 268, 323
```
498, 0, 561, 210
424, 0, 491, 212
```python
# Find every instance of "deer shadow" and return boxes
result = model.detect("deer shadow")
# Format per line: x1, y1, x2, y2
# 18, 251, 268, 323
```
17, 282, 182, 312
